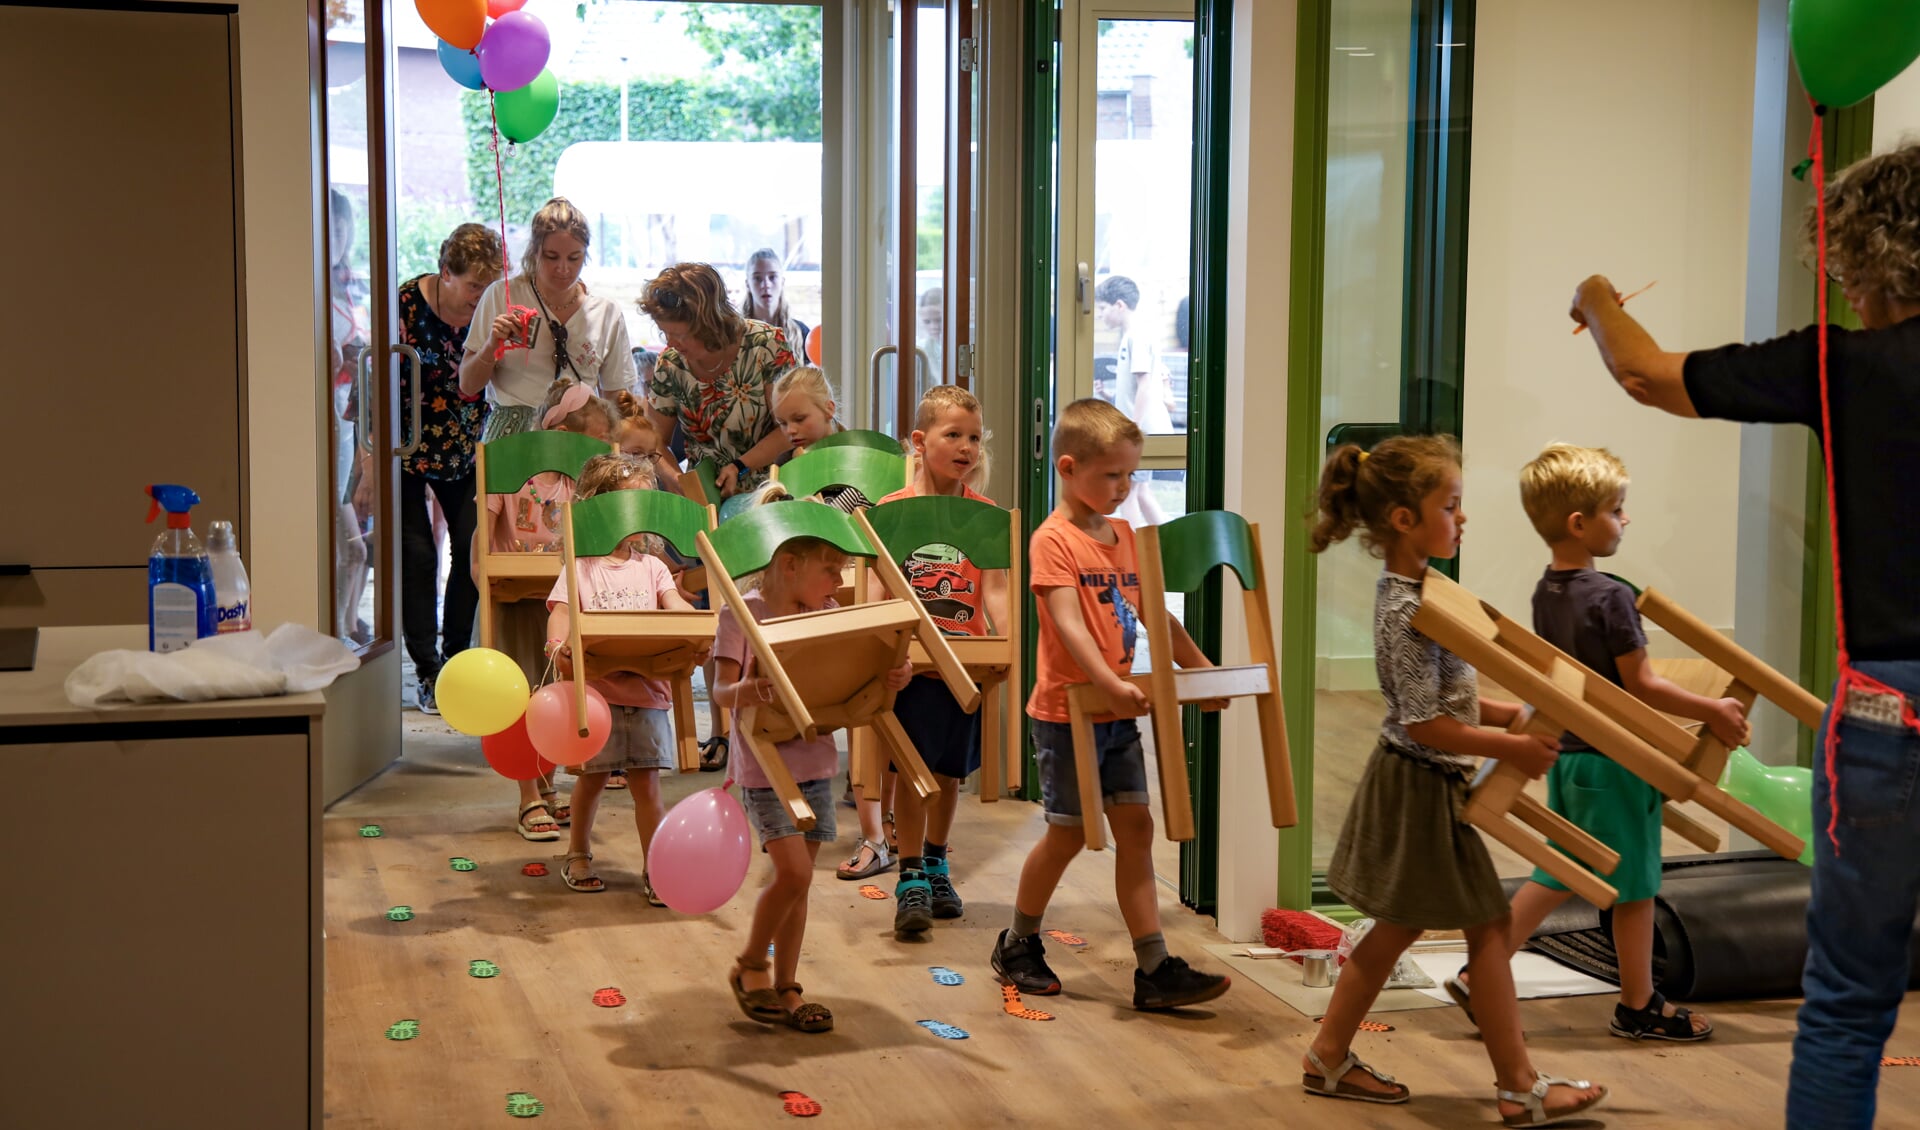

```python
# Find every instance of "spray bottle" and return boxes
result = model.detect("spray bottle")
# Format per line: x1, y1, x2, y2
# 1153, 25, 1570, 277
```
146, 484, 216, 652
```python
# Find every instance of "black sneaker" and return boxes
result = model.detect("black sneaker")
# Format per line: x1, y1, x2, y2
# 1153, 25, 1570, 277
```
417, 676, 440, 716
1133, 956, 1230, 1011
991, 928, 1061, 995
894, 874, 934, 934
925, 859, 963, 919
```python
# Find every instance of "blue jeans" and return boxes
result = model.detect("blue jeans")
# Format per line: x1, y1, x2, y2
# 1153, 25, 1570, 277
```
1788, 660, 1920, 1128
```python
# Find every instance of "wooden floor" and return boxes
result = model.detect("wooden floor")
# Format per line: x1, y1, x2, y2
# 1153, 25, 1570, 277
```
323, 714, 1920, 1128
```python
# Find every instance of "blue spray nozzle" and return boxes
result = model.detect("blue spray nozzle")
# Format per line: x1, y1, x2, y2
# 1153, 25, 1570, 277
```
146, 484, 202, 527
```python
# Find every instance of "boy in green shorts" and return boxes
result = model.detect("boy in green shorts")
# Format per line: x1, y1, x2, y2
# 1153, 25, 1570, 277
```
1447, 443, 1748, 1042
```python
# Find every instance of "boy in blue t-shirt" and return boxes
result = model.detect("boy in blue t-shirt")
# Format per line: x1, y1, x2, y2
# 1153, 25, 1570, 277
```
1447, 443, 1748, 1043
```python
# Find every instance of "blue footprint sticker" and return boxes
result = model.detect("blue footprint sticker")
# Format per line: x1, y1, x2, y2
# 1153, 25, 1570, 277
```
916, 1019, 970, 1040
928, 966, 964, 986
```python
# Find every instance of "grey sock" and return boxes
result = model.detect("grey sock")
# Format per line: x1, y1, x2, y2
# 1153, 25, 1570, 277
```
1011, 909, 1044, 940
1133, 932, 1169, 975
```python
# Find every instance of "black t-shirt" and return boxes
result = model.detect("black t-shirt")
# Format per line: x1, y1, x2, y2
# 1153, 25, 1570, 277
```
1533, 568, 1648, 752
1684, 317, 1920, 660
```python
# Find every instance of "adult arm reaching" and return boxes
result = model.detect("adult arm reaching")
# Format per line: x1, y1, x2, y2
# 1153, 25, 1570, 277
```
1569, 274, 1697, 418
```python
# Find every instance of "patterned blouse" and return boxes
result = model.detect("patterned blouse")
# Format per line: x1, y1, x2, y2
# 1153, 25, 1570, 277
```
396, 276, 490, 479
1374, 571, 1479, 769
647, 319, 796, 487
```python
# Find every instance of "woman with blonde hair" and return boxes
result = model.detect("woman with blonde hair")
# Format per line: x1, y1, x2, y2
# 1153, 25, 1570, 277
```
742, 248, 810, 351
459, 197, 637, 440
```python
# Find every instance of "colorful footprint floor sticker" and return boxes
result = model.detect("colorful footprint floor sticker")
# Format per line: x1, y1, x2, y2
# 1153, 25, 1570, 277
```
1315, 1016, 1394, 1033
1001, 984, 1054, 1021
1885, 1056, 1920, 1067
858, 885, 889, 900
449, 856, 477, 872
780, 1091, 822, 1117
916, 1019, 970, 1040
385, 906, 413, 922
521, 862, 549, 877
593, 987, 626, 1008
505, 1091, 544, 1118
929, 966, 964, 986
469, 959, 500, 979
1044, 930, 1085, 946
385, 1018, 420, 1041
359, 824, 383, 838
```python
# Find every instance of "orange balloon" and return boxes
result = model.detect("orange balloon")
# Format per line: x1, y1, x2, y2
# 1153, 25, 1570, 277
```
418, 0, 485, 49
806, 324, 823, 365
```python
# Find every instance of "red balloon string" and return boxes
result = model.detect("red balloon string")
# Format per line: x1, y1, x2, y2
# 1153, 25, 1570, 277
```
488, 90, 536, 362
1807, 100, 1920, 856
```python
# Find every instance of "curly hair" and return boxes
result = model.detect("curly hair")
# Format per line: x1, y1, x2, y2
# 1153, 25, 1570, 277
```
1310, 434, 1462, 557
1806, 141, 1920, 301
575, 452, 658, 500
438, 222, 502, 281
1518, 442, 1629, 544
638, 262, 745, 352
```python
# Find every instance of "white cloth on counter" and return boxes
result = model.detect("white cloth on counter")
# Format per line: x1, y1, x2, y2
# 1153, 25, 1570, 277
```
64, 625, 360, 707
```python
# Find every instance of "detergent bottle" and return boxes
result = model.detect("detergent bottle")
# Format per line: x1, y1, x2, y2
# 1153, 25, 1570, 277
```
206, 520, 252, 634
146, 484, 216, 652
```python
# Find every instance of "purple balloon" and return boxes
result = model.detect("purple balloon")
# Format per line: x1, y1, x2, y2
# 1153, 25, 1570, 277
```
647, 788, 752, 915
477, 10, 550, 93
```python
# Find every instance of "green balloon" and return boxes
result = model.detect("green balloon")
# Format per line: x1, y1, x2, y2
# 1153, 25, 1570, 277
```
1790, 0, 1920, 108
1719, 747, 1816, 866
495, 68, 560, 144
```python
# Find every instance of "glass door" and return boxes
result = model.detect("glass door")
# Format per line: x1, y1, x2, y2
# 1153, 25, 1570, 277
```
1063, 0, 1195, 884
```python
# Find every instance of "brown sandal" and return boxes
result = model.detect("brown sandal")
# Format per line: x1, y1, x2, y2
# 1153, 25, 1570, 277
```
729, 954, 783, 1025
776, 983, 834, 1033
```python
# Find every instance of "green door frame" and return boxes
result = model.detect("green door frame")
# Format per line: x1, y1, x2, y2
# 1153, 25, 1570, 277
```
1275, 0, 1477, 909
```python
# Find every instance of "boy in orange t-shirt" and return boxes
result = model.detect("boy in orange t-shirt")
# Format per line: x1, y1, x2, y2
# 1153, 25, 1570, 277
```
989, 398, 1232, 1011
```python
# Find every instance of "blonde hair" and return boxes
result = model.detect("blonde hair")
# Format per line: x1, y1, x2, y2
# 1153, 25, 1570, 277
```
519, 197, 591, 280
915, 384, 992, 491
1807, 141, 1920, 301
741, 248, 795, 329
737, 482, 850, 590
539, 379, 620, 436
575, 452, 658, 500
772, 366, 838, 422
1051, 397, 1142, 463
1519, 443, 1629, 544
638, 262, 744, 353
438, 222, 502, 281
1310, 434, 1462, 557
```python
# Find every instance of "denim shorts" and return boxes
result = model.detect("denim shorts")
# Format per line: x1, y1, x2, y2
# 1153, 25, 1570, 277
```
1030, 718, 1151, 826
577, 705, 675, 774
742, 777, 838, 847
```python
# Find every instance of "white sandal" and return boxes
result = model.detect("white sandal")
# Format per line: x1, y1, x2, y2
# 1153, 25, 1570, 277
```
1498, 1073, 1607, 1128
1302, 1047, 1409, 1105
836, 838, 894, 881
516, 801, 562, 842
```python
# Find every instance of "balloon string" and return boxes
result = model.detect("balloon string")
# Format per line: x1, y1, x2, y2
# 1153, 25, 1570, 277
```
488, 91, 535, 361
1807, 101, 1920, 857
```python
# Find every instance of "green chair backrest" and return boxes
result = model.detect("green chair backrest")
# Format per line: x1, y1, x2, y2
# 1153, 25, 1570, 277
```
1156, 510, 1260, 594
689, 457, 723, 506
865, 496, 1013, 570
780, 446, 907, 504
703, 500, 876, 579
481, 431, 610, 494
809, 428, 903, 455
572, 489, 710, 559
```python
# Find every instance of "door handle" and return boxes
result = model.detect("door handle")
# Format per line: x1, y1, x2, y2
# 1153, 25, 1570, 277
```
1076, 262, 1092, 315
869, 345, 899, 433
1325, 422, 1401, 454
391, 343, 424, 459
355, 348, 376, 454
914, 346, 934, 395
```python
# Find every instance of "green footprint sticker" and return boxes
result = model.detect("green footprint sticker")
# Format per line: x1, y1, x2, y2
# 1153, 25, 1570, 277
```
385, 906, 413, 922
385, 1019, 419, 1041
469, 959, 499, 979
449, 856, 477, 872
505, 1091, 544, 1118
359, 824, 382, 838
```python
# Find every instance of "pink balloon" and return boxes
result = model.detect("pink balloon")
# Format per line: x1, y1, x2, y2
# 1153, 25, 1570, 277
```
647, 788, 753, 914
525, 682, 611, 767
477, 10, 550, 94
486, 0, 526, 17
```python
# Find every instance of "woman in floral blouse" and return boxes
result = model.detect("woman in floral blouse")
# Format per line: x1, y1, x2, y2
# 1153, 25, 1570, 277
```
392, 222, 501, 714
639, 262, 798, 499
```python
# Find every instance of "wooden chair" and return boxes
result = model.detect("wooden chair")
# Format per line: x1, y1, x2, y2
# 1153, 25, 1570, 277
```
772, 445, 910, 506
558, 488, 719, 773
1408, 568, 1808, 909
859, 496, 1023, 801
1062, 512, 1298, 851
473, 430, 613, 650
695, 502, 975, 831
807, 428, 903, 455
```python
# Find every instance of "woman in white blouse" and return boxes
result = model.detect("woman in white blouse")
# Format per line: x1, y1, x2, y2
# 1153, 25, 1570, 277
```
459, 197, 637, 439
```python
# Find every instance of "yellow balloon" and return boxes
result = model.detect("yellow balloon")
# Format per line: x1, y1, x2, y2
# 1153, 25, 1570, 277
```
436, 648, 530, 736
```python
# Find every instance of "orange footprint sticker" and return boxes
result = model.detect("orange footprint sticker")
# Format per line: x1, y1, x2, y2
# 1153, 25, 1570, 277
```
521, 862, 549, 877
1316, 1016, 1395, 1033
1044, 930, 1085, 946
780, 1091, 822, 1117
1001, 983, 1054, 1022
858, 885, 889, 900
1884, 1056, 1920, 1067
592, 987, 626, 1008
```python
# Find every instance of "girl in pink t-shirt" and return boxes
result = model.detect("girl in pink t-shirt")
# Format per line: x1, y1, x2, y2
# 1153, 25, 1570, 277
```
715, 506, 913, 1033
475, 380, 618, 843
545, 453, 702, 900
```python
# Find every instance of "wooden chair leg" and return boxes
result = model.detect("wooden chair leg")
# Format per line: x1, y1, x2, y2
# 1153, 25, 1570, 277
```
873, 711, 940, 800
1006, 682, 1024, 792
1151, 702, 1196, 842
1472, 813, 1619, 909
736, 710, 814, 832
1510, 792, 1622, 875
1067, 686, 1106, 852
671, 676, 700, 773
1662, 802, 1723, 852
978, 676, 1003, 803
848, 728, 869, 791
